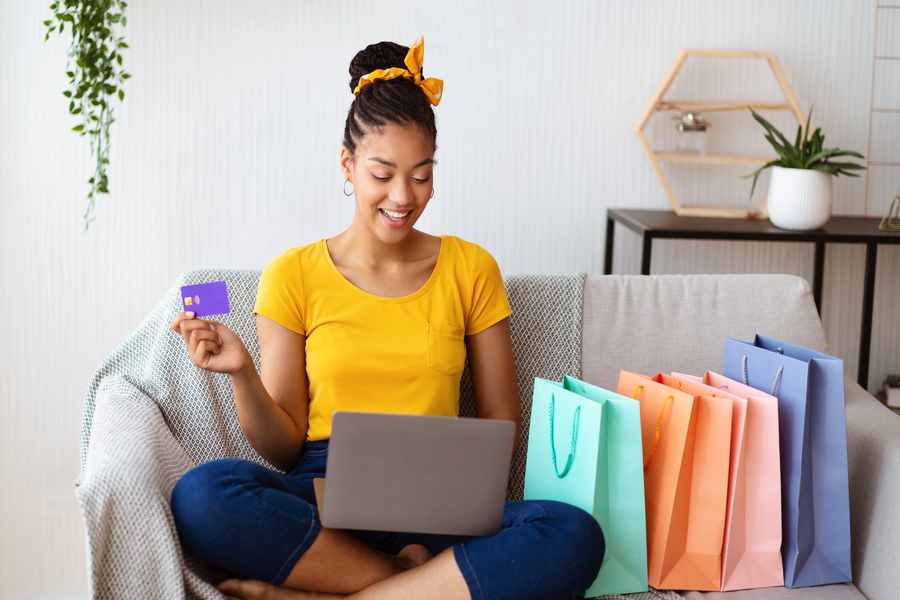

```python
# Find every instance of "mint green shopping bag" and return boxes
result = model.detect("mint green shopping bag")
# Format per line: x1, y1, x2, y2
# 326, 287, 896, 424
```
523, 376, 648, 597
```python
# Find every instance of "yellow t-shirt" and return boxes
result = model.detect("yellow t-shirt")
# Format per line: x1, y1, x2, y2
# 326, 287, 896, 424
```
253, 235, 512, 441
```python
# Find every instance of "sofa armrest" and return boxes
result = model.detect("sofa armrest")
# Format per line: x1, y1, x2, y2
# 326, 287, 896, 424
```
76, 375, 223, 600
844, 376, 900, 600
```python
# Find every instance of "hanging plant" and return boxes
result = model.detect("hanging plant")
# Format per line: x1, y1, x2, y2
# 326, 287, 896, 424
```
44, 0, 130, 230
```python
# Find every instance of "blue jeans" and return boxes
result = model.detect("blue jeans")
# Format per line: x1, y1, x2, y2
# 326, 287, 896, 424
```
171, 441, 605, 600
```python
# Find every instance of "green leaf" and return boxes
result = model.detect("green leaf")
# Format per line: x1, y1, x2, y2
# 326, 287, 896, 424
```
121, 72, 131, 79
806, 148, 853, 165
118, 89, 124, 101
828, 149, 865, 160
118, 41, 128, 48
63, 90, 72, 97
742, 159, 782, 200
72, 107, 82, 114
823, 161, 867, 171
116, 54, 122, 65
800, 106, 812, 160
750, 108, 783, 141
72, 124, 84, 131
44, 19, 52, 26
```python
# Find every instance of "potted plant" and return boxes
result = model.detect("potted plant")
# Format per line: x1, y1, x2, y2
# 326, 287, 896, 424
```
745, 107, 866, 230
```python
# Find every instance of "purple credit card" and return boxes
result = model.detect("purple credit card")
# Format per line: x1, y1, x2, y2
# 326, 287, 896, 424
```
180, 280, 231, 317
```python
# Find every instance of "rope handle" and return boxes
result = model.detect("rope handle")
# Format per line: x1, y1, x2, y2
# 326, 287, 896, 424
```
741, 353, 785, 396
643, 395, 672, 471
632, 385, 673, 472
549, 394, 581, 479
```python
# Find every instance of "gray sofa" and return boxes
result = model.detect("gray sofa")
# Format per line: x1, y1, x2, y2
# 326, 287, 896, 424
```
77, 270, 900, 600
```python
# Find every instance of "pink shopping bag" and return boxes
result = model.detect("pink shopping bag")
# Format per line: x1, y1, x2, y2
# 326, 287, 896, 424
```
672, 372, 783, 591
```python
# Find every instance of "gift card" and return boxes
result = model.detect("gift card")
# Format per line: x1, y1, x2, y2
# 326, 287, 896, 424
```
180, 280, 231, 317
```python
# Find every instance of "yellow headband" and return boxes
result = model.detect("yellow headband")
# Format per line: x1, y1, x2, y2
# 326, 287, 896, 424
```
352, 36, 443, 106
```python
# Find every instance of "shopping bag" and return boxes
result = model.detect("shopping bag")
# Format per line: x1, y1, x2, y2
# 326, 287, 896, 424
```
670, 372, 783, 590
616, 371, 732, 591
724, 335, 851, 588
523, 376, 648, 596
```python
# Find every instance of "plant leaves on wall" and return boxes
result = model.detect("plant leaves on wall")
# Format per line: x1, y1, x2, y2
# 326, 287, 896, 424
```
44, 0, 130, 231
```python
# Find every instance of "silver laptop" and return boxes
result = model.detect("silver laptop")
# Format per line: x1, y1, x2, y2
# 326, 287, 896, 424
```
314, 411, 515, 537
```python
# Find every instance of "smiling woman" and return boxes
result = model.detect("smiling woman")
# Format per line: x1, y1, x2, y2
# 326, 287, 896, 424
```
337, 125, 437, 256
166, 37, 605, 600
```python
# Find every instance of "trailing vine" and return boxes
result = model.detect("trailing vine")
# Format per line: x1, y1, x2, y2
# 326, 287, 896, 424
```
44, 0, 130, 230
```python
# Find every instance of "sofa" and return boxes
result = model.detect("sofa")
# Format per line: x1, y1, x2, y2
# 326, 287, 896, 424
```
76, 270, 900, 600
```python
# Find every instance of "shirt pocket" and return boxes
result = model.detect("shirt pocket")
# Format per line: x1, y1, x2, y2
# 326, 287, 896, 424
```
426, 323, 466, 376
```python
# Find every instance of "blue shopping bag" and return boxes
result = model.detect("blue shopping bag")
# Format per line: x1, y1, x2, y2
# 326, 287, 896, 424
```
724, 335, 851, 588
524, 376, 648, 596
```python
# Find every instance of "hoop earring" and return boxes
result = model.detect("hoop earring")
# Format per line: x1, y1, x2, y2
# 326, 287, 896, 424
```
430, 189, 435, 199
343, 180, 354, 196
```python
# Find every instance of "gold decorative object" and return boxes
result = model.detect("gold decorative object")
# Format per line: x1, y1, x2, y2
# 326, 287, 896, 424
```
879, 187, 900, 232
635, 49, 806, 219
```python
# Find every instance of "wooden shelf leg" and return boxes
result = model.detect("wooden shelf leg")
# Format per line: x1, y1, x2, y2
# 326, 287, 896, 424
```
858, 243, 878, 390
604, 216, 615, 275
813, 241, 825, 314
641, 235, 653, 276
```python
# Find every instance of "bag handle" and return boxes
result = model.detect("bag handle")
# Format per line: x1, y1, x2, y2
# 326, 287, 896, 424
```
741, 353, 785, 396
633, 385, 673, 472
549, 394, 580, 479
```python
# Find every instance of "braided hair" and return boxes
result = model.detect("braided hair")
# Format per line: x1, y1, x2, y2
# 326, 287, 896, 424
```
343, 41, 437, 157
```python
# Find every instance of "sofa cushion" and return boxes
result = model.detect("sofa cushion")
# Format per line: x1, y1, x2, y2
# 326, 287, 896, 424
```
681, 582, 866, 600
581, 274, 828, 391
844, 377, 900, 600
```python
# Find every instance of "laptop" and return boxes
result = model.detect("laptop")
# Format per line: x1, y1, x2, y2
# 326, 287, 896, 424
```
313, 411, 515, 537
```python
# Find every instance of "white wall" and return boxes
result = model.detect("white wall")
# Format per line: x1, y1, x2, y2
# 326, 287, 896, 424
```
1, 0, 897, 597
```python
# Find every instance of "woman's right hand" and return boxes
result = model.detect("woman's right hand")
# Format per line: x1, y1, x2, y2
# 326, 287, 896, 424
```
170, 311, 252, 376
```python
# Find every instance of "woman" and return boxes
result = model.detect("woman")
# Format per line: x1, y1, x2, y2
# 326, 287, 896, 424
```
169, 37, 604, 600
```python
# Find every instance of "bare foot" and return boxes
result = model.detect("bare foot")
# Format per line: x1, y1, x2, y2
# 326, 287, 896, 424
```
216, 545, 432, 600
395, 544, 434, 570
217, 578, 343, 600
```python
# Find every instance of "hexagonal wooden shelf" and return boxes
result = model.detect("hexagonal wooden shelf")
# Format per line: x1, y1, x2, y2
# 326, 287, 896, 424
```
635, 49, 806, 219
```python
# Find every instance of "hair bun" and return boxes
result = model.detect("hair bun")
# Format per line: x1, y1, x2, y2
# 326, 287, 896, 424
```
349, 41, 410, 93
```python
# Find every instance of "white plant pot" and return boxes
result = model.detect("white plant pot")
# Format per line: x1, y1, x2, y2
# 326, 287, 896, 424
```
766, 166, 833, 231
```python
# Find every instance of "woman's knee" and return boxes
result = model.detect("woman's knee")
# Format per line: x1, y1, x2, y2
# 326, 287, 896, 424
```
540, 501, 606, 585
171, 459, 244, 537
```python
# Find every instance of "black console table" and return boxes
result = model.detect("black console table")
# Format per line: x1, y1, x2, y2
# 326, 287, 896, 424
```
604, 209, 900, 389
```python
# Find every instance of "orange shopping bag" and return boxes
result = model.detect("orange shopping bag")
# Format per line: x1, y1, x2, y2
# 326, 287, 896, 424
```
617, 371, 732, 591
670, 372, 783, 591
